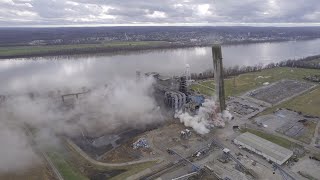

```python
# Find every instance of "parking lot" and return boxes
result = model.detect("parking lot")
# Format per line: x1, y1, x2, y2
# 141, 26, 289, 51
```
248, 80, 314, 104
255, 109, 320, 144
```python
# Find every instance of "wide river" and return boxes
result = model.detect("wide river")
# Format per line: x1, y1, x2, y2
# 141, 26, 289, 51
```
1, 38, 320, 94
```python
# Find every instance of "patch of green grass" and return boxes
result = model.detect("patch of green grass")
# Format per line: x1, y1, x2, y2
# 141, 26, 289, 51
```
201, 80, 215, 88
259, 87, 320, 117
241, 128, 298, 149
296, 121, 318, 144
0, 41, 169, 57
190, 83, 215, 96
110, 161, 156, 180
191, 67, 320, 97
224, 67, 320, 97
47, 151, 88, 180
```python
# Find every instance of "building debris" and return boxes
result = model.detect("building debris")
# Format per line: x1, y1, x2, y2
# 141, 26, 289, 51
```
180, 129, 192, 139
132, 138, 150, 149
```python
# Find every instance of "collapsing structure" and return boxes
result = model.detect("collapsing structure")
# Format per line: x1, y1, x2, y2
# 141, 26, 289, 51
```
144, 45, 227, 117
212, 45, 226, 112
144, 71, 205, 115
145, 72, 187, 113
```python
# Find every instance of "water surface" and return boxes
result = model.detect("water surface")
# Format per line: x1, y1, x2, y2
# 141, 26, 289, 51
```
1, 39, 320, 94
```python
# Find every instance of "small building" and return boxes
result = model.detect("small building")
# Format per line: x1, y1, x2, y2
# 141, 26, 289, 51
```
234, 132, 293, 165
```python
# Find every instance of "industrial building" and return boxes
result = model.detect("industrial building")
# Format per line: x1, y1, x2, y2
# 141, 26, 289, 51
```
234, 132, 293, 165
145, 72, 187, 113
144, 71, 204, 114
142, 45, 226, 117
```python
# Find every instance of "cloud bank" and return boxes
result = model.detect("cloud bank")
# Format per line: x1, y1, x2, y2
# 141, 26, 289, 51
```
0, 0, 320, 26
0, 77, 164, 172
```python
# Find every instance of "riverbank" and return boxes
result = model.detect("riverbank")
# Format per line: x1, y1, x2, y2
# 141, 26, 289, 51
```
0, 41, 178, 59
1, 38, 317, 59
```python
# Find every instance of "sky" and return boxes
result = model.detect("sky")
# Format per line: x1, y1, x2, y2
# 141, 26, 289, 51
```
0, 0, 320, 27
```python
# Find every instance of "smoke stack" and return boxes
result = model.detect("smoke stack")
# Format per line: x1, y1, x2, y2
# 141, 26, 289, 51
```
136, 71, 141, 81
179, 76, 187, 94
212, 45, 226, 112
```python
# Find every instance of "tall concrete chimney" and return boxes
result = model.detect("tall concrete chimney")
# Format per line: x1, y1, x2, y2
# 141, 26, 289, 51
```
212, 45, 226, 112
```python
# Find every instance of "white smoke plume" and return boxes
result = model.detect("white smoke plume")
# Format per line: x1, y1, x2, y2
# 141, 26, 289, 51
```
0, 76, 164, 173
177, 99, 232, 134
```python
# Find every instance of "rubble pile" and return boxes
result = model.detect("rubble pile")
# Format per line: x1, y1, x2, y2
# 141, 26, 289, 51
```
304, 75, 320, 83
133, 138, 150, 149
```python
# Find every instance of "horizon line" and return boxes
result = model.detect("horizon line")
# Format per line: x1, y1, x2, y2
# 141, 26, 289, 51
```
2, 22, 320, 28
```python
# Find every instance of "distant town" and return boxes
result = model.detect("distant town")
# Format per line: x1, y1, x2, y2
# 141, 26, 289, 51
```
2, 26, 320, 47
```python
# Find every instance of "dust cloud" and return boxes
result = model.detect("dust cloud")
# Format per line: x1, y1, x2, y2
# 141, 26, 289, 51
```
177, 99, 232, 134
0, 77, 164, 173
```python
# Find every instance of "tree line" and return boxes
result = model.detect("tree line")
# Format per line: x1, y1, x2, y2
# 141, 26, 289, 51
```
191, 55, 320, 80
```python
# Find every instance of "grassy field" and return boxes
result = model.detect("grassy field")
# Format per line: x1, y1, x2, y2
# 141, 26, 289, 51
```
191, 67, 320, 97
259, 87, 320, 117
190, 80, 215, 96
241, 128, 300, 149
47, 151, 88, 180
297, 121, 318, 144
0, 166, 53, 180
0, 41, 170, 58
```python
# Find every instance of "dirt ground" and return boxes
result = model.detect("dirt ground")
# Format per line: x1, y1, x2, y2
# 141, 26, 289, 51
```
99, 122, 206, 163
0, 165, 56, 180
147, 122, 211, 158
100, 137, 154, 163
291, 157, 320, 180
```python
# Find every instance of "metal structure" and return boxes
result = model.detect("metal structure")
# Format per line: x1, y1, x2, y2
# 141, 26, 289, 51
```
167, 149, 201, 172
210, 139, 248, 174
212, 45, 226, 112
171, 172, 198, 180
61, 90, 90, 102
164, 91, 186, 112
145, 72, 187, 113
179, 76, 188, 94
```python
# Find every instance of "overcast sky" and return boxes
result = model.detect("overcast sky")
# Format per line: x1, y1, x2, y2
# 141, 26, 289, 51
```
0, 0, 320, 27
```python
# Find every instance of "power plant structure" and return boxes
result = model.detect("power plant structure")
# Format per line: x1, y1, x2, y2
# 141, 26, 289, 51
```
144, 72, 204, 115
145, 72, 187, 113
212, 45, 226, 112
144, 45, 226, 116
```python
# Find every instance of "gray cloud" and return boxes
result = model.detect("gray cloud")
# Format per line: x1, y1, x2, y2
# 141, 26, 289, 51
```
0, 76, 164, 172
0, 0, 319, 26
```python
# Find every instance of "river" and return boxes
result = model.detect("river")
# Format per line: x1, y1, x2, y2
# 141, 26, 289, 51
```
1, 39, 320, 94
